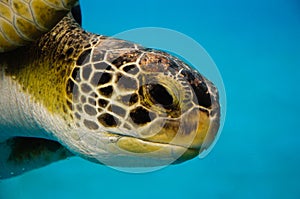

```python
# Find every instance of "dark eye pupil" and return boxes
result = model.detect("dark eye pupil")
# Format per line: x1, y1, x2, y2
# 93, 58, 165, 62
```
148, 84, 173, 107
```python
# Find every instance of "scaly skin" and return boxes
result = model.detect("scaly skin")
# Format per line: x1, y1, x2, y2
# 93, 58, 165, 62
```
0, 0, 220, 178
0, 16, 220, 168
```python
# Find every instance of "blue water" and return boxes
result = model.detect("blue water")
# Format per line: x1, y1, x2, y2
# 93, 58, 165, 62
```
1, 0, 300, 198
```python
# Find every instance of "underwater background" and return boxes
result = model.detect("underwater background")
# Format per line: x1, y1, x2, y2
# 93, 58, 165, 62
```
1, 0, 299, 198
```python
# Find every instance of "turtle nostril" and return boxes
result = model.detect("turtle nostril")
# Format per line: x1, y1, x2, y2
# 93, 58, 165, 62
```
147, 84, 173, 108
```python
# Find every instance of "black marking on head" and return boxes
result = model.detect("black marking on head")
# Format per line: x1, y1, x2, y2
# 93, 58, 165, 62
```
168, 59, 181, 72
91, 38, 98, 45
191, 83, 211, 108
84, 44, 91, 48
147, 84, 173, 108
71, 67, 81, 82
112, 56, 127, 68
83, 119, 99, 130
181, 69, 212, 108
129, 93, 139, 105
130, 106, 155, 125
58, 54, 65, 60
98, 113, 119, 127
66, 47, 74, 57
119, 93, 138, 106
122, 64, 139, 75
77, 49, 91, 65
98, 86, 113, 97
98, 98, 109, 108
90, 72, 112, 86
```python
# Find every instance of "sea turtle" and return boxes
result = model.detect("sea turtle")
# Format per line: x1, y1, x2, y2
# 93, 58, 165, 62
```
0, 0, 220, 179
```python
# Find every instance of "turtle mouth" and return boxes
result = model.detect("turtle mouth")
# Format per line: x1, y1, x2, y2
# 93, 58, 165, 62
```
77, 104, 219, 167
86, 130, 201, 167
114, 134, 201, 164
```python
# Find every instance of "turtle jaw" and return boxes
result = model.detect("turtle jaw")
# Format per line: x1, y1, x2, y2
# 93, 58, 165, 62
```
78, 132, 201, 167
114, 135, 201, 165
74, 102, 220, 167
111, 108, 220, 166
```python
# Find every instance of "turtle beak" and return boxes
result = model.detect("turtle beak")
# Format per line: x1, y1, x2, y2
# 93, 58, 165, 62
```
112, 69, 221, 164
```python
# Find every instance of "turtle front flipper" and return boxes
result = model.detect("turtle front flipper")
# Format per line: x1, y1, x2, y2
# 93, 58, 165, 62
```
0, 137, 73, 179
0, 0, 78, 52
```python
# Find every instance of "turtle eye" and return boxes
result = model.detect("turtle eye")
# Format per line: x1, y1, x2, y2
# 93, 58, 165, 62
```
147, 84, 173, 108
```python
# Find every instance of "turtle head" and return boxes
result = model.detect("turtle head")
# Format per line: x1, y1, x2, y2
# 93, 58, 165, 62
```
64, 38, 220, 167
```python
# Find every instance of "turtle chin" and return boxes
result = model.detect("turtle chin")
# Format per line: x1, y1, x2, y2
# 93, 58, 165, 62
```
78, 134, 200, 168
